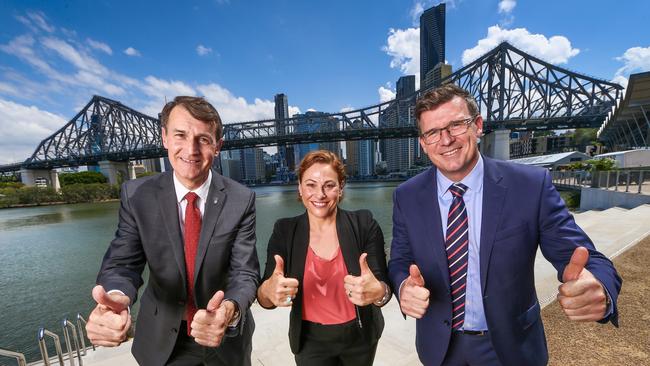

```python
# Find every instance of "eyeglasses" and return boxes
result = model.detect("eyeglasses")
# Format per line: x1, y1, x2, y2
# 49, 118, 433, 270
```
419, 116, 478, 145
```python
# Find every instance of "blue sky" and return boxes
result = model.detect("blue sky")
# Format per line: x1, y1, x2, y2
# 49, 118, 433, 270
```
0, 0, 648, 164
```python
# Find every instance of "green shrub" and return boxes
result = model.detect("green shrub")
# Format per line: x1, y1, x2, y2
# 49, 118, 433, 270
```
0, 181, 24, 189
560, 190, 581, 209
60, 183, 119, 203
59, 171, 108, 186
14, 186, 60, 205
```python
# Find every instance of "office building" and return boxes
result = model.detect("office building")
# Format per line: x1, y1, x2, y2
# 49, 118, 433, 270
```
420, 3, 446, 90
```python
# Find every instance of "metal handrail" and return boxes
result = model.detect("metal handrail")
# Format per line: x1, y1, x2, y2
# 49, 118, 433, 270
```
62, 318, 83, 366
552, 169, 649, 194
0, 349, 27, 366
38, 327, 65, 366
76, 313, 95, 355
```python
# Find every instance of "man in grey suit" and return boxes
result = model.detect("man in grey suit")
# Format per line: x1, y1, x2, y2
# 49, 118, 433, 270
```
85, 96, 259, 365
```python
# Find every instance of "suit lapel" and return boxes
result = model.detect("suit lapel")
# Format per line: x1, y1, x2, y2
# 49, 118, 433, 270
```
194, 171, 226, 287
292, 213, 310, 280
479, 157, 507, 293
158, 172, 188, 290
337, 209, 360, 275
418, 167, 450, 288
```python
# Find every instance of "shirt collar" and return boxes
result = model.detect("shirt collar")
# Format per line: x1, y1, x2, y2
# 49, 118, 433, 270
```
436, 154, 484, 199
173, 170, 212, 204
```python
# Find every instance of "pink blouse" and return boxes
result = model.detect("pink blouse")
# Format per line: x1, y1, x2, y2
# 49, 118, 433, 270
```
302, 246, 356, 324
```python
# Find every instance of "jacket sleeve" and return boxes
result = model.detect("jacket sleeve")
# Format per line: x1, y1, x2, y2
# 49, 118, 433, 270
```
224, 190, 261, 334
537, 169, 622, 326
96, 182, 146, 304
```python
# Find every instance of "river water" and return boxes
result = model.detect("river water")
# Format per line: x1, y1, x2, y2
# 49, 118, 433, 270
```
0, 182, 398, 362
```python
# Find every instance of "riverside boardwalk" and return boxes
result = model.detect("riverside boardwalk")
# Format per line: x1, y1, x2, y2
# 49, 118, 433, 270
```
76, 205, 650, 366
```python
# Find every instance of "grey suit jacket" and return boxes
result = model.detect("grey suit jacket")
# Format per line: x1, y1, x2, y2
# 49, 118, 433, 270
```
97, 170, 260, 366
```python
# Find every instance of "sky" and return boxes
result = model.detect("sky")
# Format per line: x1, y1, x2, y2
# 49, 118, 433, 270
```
0, 0, 649, 164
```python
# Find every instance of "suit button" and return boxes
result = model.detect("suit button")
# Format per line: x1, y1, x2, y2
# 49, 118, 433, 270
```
178, 300, 185, 305
171, 328, 178, 333
444, 320, 450, 326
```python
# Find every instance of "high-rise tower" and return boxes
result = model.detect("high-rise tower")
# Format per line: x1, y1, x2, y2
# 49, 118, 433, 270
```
420, 3, 446, 90
274, 93, 294, 175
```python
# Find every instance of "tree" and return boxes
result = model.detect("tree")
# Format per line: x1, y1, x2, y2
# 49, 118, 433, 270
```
59, 171, 108, 186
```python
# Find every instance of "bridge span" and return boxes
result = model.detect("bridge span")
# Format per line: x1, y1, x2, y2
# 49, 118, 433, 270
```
1, 42, 624, 184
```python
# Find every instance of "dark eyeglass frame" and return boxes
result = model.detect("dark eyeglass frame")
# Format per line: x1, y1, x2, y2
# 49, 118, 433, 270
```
419, 115, 478, 145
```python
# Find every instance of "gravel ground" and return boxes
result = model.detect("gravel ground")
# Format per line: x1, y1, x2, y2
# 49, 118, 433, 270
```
543, 235, 650, 365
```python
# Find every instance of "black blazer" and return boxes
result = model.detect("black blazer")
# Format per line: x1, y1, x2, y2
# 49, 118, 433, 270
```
261, 208, 390, 354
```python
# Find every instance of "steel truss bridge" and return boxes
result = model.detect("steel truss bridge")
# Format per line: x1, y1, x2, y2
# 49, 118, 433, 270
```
0, 42, 623, 173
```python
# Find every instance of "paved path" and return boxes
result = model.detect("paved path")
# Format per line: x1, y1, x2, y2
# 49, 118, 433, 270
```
59, 204, 650, 366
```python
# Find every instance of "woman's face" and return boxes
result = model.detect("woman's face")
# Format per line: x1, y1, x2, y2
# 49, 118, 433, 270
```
298, 162, 342, 220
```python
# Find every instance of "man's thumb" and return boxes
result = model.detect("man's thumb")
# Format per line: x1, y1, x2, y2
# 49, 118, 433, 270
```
273, 255, 285, 275
359, 253, 371, 275
207, 290, 225, 312
408, 264, 425, 287
562, 247, 589, 282
92, 285, 128, 313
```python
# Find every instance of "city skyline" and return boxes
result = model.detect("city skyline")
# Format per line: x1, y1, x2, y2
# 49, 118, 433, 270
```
0, 0, 649, 164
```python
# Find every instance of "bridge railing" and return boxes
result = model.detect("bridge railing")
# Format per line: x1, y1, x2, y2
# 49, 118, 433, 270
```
551, 169, 650, 195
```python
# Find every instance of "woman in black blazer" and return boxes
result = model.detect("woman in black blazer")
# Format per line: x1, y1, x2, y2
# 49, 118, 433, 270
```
257, 150, 391, 366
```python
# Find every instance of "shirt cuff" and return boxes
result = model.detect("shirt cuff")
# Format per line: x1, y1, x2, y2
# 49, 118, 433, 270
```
106, 289, 131, 314
601, 282, 614, 319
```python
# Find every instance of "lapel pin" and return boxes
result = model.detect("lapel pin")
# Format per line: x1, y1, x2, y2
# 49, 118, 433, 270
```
213, 198, 219, 204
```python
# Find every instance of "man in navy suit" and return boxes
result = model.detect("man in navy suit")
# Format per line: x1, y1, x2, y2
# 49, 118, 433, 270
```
388, 84, 621, 366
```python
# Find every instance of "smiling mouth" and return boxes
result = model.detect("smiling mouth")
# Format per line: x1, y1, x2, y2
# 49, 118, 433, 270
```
311, 201, 327, 208
441, 147, 461, 156
180, 157, 200, 164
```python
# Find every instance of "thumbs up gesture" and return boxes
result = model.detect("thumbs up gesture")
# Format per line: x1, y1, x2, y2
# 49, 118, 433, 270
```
399, 264, 430, 319
344, 253, 386, 306
86, 285, 131, 347
191, 290, 238, 347
557, 247, 608, 322
258, 255, 299, 308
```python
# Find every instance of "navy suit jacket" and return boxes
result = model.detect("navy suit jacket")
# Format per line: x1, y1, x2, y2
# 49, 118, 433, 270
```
388, 156, 621, 366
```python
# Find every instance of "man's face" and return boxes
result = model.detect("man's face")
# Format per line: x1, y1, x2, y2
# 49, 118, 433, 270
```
162, 105, 222, 190
418, 96, 483, 182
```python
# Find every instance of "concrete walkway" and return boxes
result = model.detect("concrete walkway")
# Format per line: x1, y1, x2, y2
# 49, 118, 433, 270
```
54, 204, 650, 366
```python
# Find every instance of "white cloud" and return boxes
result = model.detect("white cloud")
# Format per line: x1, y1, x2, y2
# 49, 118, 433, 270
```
124, 47, 141, 57
0, 98, 66, 163
87, 38, 112, 55
339, 106, 355, 113
288, 106, 301, 117
196, 45, 212, 56
462, 25, 580, 65
15, 11, 55, 33
611, 75, 628, 89
42, 37, 108, 74
409, 1, 458, 25
27, 12, 55, 33
410, 2, 425, 25
0, 35, 61, 80
615, 46, 650, 77
198, 83, 279, 123
136, 76, 196, 116
498, 0, 516, 14
378, 85, 396, 103
382, 27, 420, 85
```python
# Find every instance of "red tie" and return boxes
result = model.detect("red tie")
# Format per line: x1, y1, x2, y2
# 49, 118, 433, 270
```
184, 192, 201, 336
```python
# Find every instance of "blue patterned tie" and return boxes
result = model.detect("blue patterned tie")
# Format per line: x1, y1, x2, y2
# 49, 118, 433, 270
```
446, 183, 469, 330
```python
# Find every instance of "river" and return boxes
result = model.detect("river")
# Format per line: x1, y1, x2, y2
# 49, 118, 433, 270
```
0, 181, 399, 362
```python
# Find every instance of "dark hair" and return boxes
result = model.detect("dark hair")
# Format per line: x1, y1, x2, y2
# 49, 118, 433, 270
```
160, 96, 223, 140
296, 150, 346, 200
415, 84, 479, 128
